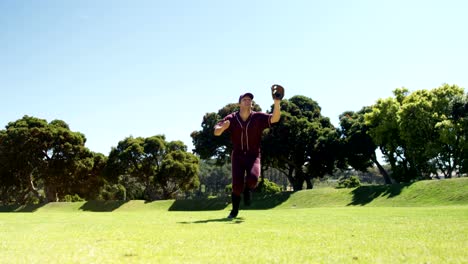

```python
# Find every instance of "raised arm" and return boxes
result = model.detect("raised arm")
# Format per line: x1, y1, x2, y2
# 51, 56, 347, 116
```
271, 99, 281, 123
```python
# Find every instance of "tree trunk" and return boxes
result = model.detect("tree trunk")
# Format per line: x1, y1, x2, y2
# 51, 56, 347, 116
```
44, 184, 58, 203
371, 152, 392, 184
281, 167, 296, 191
293, 179, 304, 191
292, 168, 305, 191
305, 177, 314, 189
28, 173, 42, 202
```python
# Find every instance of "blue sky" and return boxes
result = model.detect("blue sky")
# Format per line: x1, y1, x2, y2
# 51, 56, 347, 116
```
1, 0, 467, 155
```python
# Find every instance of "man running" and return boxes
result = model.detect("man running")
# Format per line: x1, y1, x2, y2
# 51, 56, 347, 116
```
214, 87, 282, 218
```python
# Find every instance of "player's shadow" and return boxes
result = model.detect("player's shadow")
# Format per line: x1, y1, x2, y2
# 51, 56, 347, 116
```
168, 198, 229, 211
178, 217, 245, 224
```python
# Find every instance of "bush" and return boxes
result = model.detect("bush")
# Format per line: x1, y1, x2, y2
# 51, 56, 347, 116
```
337, 176, 361, 188
225, 178, 281, 194
256, 178, 282, 194
98, 184, 127, 201
225, 184, 232, 194
63, 194, 85, 202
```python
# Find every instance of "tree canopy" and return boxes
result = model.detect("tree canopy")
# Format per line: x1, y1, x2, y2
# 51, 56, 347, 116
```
365, 84, 467, 181
192, 95, 340, 191
1, 83, 466, 204
106, 135, 199, 200
0, 115, 105, 203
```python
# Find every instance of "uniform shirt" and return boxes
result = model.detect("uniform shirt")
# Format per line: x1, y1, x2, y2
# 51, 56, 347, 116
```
220, 111, 272, 155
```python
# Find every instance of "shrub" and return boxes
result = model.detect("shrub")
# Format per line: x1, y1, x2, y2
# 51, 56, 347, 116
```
98, 184, 127, 201
225, 178, 281, 194
337, 176, 361, 188
225, 184, 232, 194
256, 178, 282, 194
63, 194, 85, 202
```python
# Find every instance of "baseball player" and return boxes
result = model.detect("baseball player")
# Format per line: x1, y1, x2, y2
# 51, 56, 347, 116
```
214, 85, 284, 218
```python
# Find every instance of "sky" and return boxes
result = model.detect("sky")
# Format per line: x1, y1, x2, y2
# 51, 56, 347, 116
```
1, 0, 467, 155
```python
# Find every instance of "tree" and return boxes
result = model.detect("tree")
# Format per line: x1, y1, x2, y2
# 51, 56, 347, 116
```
0, 115, 104, 204
365, 89, 414, 182
198, 159, 231, 196
366, 84, 467, 182
428, 84, 468, 178
158, 148, 200, 198
262, 96, 339, 190
399, 89, 439, 179
106, 135, 199, 200
338, 108, 392, 184
457, 94, 468, 174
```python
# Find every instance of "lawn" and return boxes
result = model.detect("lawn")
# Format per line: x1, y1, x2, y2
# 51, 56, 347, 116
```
1, 206, 467, 263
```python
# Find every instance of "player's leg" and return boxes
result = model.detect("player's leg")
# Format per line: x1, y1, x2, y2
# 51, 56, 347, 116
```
229, 154, 245, 218
244, 155, 261, 206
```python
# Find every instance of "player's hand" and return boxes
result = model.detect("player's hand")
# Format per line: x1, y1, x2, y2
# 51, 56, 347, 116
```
221, 120, 230, 130
216, 120, 230, 130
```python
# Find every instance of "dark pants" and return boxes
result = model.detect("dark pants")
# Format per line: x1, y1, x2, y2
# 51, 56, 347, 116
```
231, 152, 261, 196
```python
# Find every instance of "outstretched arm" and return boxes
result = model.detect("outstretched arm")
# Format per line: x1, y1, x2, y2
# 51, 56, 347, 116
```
214, 120, 230, 136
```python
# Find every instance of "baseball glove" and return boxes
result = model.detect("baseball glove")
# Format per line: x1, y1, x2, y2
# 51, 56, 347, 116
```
271, 84, 285, 100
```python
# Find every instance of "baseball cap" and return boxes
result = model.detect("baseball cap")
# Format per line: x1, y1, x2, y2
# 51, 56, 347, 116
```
239, 92, 254, 103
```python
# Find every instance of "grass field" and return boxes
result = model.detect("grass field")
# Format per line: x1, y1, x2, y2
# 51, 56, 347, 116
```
1, 178, 467, 263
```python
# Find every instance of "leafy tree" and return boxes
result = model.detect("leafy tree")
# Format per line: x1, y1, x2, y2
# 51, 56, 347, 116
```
262, 96, 339, 190
366, 85, 466, 182
0, 115, 104, 204
430, 85, 466, 177
262, 111, 310, 190
398, 84, 465, 179
198, 159, 231, 196
456, 94, 468, 174
339, 108, 392, 184
106, 135, 199, 200
399, 89, 439, 179
365, 90, 413, 182
158, 148, 200, 198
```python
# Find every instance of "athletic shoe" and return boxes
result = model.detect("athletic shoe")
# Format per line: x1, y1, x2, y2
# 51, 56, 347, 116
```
227, 209, 238, 219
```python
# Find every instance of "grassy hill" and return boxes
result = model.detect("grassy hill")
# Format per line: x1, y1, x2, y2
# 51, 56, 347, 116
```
265, 176, 468, 209
1, 177, 467, 212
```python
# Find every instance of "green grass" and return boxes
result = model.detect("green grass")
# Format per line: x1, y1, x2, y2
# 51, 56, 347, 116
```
252, 177, 468, 209
1, 207, 467, 263
0, 178, 467, 263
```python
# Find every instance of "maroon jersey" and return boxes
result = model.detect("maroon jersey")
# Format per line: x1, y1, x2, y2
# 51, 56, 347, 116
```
220, 111, 272, 155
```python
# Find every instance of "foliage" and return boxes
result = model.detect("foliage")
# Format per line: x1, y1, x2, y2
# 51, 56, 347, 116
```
98, 184, 127, 201
224, 183, 232, 194
256, 178, 282, 194
198, 159, 231, 196
336, 176, 361, 188
0, 115, 105, 204
365, 84, 467, 182
63, 194, 85, 202
338, 108, 392, 184
106, 135, 200, 200
262, 96, 340, 190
